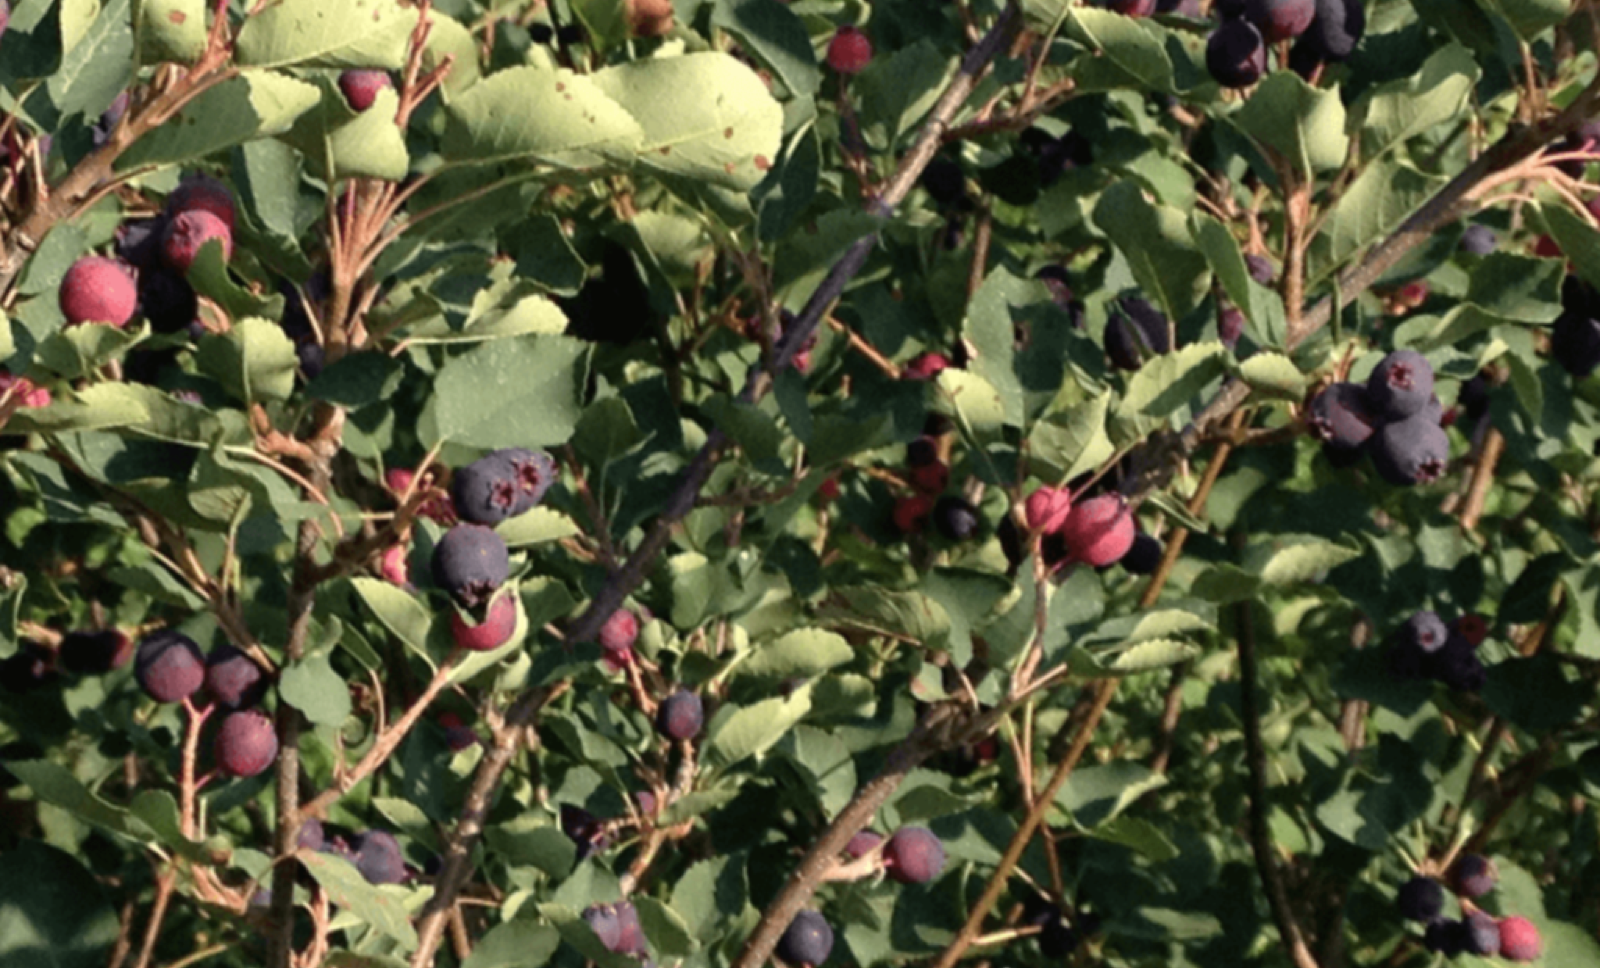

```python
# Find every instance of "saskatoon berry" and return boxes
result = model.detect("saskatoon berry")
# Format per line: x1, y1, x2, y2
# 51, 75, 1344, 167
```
1498, 915, 1542, 962
297, 343, 325, 381
205, 644, 267, 709
893, 495, 935, 534
215, 710, 279, 778
1463, 911, 1500, 956
556, 25, 583, 46
1058, 494, 1136, 567
138, 268, 199, 333
116, 217, 167, 271
1216, 0, 1247, 15
1039, 917, 1079, 958
1433, 637, 1486, 693
826, 27, 872, 75
501, 448, 559, 513
1457, 374, 1490, 422
884, 826, 946, 884
162, 209, 232, 272
598, 608, 640, 658
657, 689, 704, 740
844, 831, 883, 859
1423, 918, 1468, 956
614, 901, 646, 955
1244, 253, 1277, 285
1451, 854, 1496, 898
58, 630, 132, 675
1104, 296, 1170, 370
338, 70, 392, 112
438, 711, 477, 751
1366, 349, 1435, 420
1308, 382, 1377, 452
60, 256, 138, 328
450, 453, 523, 525
1368, 414, 1449, 486
562, 805, 611, 860
1121, 533, 1163, 574
1298, 0, 1364, 62
450, 591, 518, 652
909, 461, 950, 495
430, 524, 510, 609
1156, 0, 1202, 13
1396, 875, 1444, 922
1218, 306, 1245, 350
1206, 20, 1268, 91
298, 817, 325, 852
1025, 486, 1073, 533
934, 496, 980, 541
135, 629, 207, 703
921, 157, 967, 207
1551, 310, 1600, 378
1401, 610, 1450, 654
166, 174, 236, 232
1459, 224, 1497, 256
528, 22, 554, 43
1244, 0, 1315, 42
902, 352, 950, 381
777, 909, 834, 966
1451, 613, 1488, 647
906, 437, 939, 468
583, 904, 623, 950
1104, 0, 1157, 15
353, 830, 406, 885
627, 0, 675, 37
997, 515, 1024, 569
1036, 266, 1085, 328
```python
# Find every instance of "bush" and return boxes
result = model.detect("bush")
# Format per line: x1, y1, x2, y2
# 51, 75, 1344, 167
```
0, 2, 1599, 968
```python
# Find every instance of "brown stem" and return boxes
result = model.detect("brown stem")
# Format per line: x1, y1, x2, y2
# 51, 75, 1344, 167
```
130, 871, 176, 968
967, 202, 993, 300
1150, 662, 1188, 775
1236, 601, 1320, 968
1459, 428, 1504, 531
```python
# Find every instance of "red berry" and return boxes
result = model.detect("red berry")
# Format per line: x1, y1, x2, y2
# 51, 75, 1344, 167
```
162, 210, 232, 272
598, 609, 640, 657
166, 174, 236, 232
827, 27, 873, 74
909, 462, 949, 495
844, 831, 883, 859
1057, 494, 1135, 567
1024, 486, 1073, 533
902, 352, 950, 381
1497, 916, 1542, 962
627, 0, 674, 37
338, 70, 392, 112
215, 710, 279, 778
1534, 235, 1562, 258
893, 494, 935, 534
59, 256, 138, 327
817, 475, 841, 501
450, 592, 518, 652
381, 545, 409, 586
1452, 614, 1488, 647
884, 826, 945, 883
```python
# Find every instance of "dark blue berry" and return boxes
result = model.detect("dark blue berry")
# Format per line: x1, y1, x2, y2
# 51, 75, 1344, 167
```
1397, 876, 1444, 922
1105, 296, 1170, 371
430, 524, 509, 609
205, 644, 267, 709
657, 690, 704, 740
353, 830, 406, 885
1369, 414, 1449, 485
1366, 350, 1435, 420
777, 910, 834, 966
451, 453, 523, 525
1459, 225, 1497, 256
1451, 854, 1496, 898
934, 496, 980, 541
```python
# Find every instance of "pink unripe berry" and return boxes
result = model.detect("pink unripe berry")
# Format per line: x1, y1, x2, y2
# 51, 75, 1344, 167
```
59, 256, 138, 327
338, 70, 393, 112
385, 467, 416, 493
215, 710, 279, 778
162, 210, 233, 272
902, 352, 950, 381
1024, 486, 1073, 533
450, 592, 518, 652
844, 831, 883, 859
380, 545, 409, 586
893, 494, 935, 534
827, 27, 873, 74
166, 174, 236, 232
883, 826, 945, 884
1057, 494, 1135, 567
909, 462, 949, 495
1497, 916, 1542, 962
598, 609, 639, 657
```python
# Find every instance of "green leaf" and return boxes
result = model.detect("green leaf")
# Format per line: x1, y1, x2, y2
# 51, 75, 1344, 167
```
9, 382, 159, 435
485, 820, 576, 879
1232, 71, 1349, 179
854, 40, 953, 146
671, 856, 746, 942
590, 53, 784, 191
1542, 201, 1600, 295
0, 841, 119, 968
278, 653, 353, 726
1088, 816, 1179, 861
573, 397, 643, 465
1237, 353, 1307, 399
7, 760, 137, 837
1092, 181, 1210, 323
1061, 7, 1174, 93
463, 921, 562, 968
569, 0, 630, 50
45, 0, 134, 122
135, 0, 206, 65
634, 896, 697, 957
117, 71, 320, 170
1353, 45, 1479, 159
703, 686, 813, 771
305, 352, 403, 409
1119, 341, 1229, 419
1029, 391, 1115, 482
421, 10, 480, 99
235, 0, 415, 69
426, 335, 588, 450
711, 0, 820, 98
1192, 213, 1288, 345
934, 368, 1009, 438
1104, 637, 1201, 673
34, 321, 149, 380
279, 79, 410, 182
351, 577, 435, 666
1312, 159, 1443, 279
1245, 535, 1362, 584
1475, 0, 1571, 41
735, 628, 853, 679
1056, 763, 1167, 828
489, 506, 578, 550
441, 63, 644, 169
300, 851, 419, 951
196, 317, 299, 403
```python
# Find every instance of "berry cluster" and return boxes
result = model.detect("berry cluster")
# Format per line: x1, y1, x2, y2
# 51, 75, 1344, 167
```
891, 390, 986, 543
128, 629, 276, 778
1309, 350, 1450, 484
1205, 0, 1365, 88
296, 818, 411, 885
1387, 611, 1489, 693
1026, 485, 1148, 571
1397, 860, 1542, 961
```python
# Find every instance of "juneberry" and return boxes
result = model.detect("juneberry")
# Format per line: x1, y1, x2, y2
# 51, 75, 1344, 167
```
1555, 120, 1600, 178
1057, 494, 1136, 567
598, 609, 640, 658
777, 909, 834, 966
902, 352, 950, 381
0, 641, 57, 694
562, 805, 611, 860
906, 437, 939, 468
1244, 254, 1277, 285
116, 217, 166, 270
1552, 309, 1600, 377
844, 830, 883, 859
1218, 306, 1245, 350
826, 27, 872, 74
135, 629, 207, 703
451, 452, 523, 525
59, 630, 133, 675
449, 591, 518, 652
353, 830, 406, 885
1105, 0, 1157, 15
1297, 0, 1364, 61
909, 461, 950, 495
205, 644, 267, 709
614, 901, 646, 955
214, 710, 279, 778
1423, 918, 1468, 956
1366, 350, 1435, 420
1244, 0, 1316, 42
1025, 486, 1073, 533
1498, 915, 1542, 961
1104, 296, 1171, 371
60, 256, 138, 328
1396, 875, 1443, 922
166, 174, 236, 231
1369, 414, 1449, 485
893, 494, 935, 534
884, 826, 945, 884
338, 70, 392, 112
1463, 910, 1500, 956
1308, 382, 1377, 453
1401, 611, 1450, 654
627, 0, 675, 37
162, 209, 233, 272
583, 904, 623, 950
934, 496, 981, 541
920, 157, 967, 207
1451, 613, 1488, 647
430, 524, 510, 609
138, 268, 199, 333
657, 690, 704, 740
1434, 637, 1487, 693
298, 817, 325, 852
1206, 19, 1267, 89
1121, 533, 1163, 575
1450, 854, 1496, 898
438, 711, 477, 751
1459, 224, 1497, 256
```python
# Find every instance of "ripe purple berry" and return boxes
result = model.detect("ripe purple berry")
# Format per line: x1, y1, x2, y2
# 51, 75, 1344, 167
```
1463, 910, 1500, 955
60, 256, 138, 328
1402, 611, 1450, 653
430, 524, 510, 609
215, 710, 278, 778
1309, 382, 1377, 452
166, 174, 236, 232
1244, 0, 1316, 42
450, 453, 522, 525
501, 448, 559, 513
298, 817, 325, 852
934, 496, 981, 541
583, 904, 623, 950
1244, 254, 1277, 285
1451, 854, 1496, 898
205, 644, 267, 709
1121, 533, 1163, 575
1369, 414, 1449, 485
1206, 19, 1267, 90
776, 910, 834, 966
1218, 306, 1245, 349
884, 826, 945, 884
1459, 224, 1497, 256
1104, 296, 1170, 370
614, 901, 646, 955
135, 629, 207, 703
657, 690, 704, 740
598, 609, 640, 657
561, 804, 611, 860
162, 210, 232, 272
353, 830, 406, 885
1366, 349, 1435, 420
1396, 876, 1443, 922
1552, 310, 1600, 377
58, 630, 133, 675
1424, 918, 1468, 956
338, 70, 392, 111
